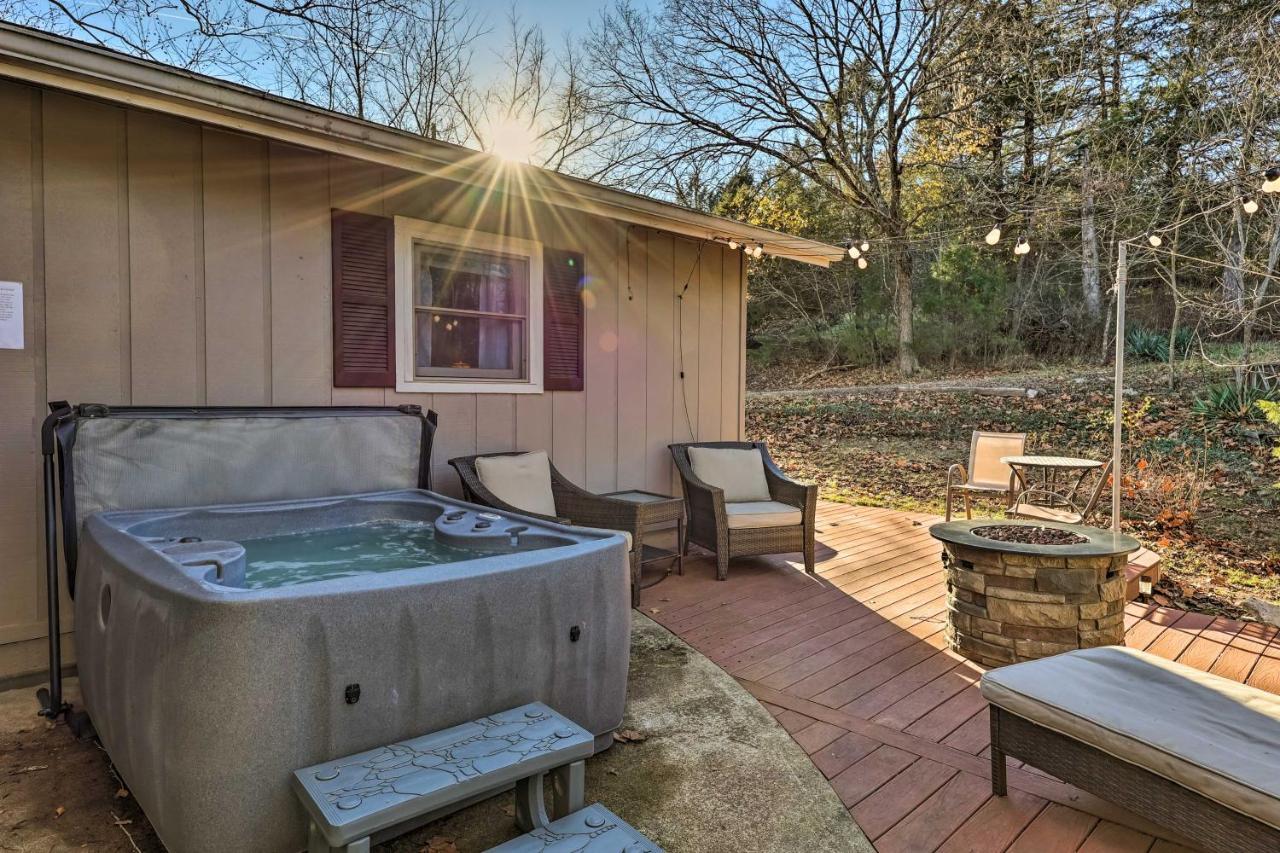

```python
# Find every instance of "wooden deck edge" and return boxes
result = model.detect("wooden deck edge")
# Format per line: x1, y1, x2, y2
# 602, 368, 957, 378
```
740, 678, 1198, 848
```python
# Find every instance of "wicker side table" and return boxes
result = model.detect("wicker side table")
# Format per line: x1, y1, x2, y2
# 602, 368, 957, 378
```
602, 489, 685, 603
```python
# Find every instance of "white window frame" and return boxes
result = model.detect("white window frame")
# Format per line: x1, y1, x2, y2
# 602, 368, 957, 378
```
394, 216, 543, 394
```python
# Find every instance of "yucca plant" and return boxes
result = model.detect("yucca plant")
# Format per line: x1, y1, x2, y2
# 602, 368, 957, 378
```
1193, 378, 1280, 421
1125, 326, 1169, 362
1172, 326, 1195, 358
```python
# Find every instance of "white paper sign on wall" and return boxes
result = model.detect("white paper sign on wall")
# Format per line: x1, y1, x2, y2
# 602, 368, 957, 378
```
0, 282, 23, 350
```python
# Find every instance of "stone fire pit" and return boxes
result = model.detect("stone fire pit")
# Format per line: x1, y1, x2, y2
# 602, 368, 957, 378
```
929, 519, 1140, 667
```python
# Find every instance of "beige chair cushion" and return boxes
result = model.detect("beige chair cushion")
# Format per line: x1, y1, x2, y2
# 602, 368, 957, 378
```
474, 451, 557, 518
688, 447, 771, 502
981, 645, 1280, 830
725, 501, 803, 529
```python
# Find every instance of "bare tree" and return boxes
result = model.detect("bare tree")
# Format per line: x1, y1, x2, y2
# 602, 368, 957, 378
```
587, 0, 984, 374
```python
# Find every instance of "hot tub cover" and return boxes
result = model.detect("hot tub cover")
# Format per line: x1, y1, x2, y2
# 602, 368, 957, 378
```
45, 403, 436, 595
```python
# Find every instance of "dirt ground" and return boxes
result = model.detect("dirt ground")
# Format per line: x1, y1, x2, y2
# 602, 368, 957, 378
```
746, 356, 1280, 619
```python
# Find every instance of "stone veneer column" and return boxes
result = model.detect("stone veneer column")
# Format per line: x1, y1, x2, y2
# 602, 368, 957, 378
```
942, 542, 1128, 667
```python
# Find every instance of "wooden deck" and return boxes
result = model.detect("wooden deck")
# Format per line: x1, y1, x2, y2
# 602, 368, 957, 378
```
645, 502, 1280, 853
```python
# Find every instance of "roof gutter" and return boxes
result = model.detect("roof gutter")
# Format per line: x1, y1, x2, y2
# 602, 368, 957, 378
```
0, 23, 844, 267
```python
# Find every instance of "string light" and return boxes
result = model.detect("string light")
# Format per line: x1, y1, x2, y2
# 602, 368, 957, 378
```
860, 241, 870, 252
1242, 197, 1259, 215
1014, 236, 1031, 256
1147, 234, 1163, 247
847, 241, 861, 259
728, 239, 740, 250
1263, 167, 1280, 194
984, 225, 1002, 245
751, 243, 765, 259
856, 256, 868, 270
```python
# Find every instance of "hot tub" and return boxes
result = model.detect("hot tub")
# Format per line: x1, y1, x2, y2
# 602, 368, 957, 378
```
74, 489, 630, 853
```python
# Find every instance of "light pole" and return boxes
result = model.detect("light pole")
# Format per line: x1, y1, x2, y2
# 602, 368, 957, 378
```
1111, 241, 1129, 533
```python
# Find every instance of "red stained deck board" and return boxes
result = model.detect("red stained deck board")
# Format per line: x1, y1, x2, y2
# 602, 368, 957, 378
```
828, 744, 919, 808
810, 729, 880, 779
940, 706, 991, 755
872, 662, 985, 731
1006, 803, 1099, 852
1077, 820, 1157, 852
791, 719, 845, 754
840, 649, 968, 718
904, 680, 993, 743
851, 756, 958, 840
935, 786, 1047, 853
874, 771, 993, 853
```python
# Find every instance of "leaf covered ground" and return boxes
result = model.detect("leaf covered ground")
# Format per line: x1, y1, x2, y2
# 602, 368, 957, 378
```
745, 358, 1280, 620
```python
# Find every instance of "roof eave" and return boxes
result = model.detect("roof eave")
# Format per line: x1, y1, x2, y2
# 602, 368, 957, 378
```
0, 22, 844, 267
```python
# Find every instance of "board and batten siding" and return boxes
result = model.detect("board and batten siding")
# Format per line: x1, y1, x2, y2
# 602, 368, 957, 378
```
0, 81, 747, 680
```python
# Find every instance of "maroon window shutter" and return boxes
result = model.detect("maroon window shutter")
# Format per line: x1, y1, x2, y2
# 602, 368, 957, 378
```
332, 210, 396, 387
543, 249, 585, 392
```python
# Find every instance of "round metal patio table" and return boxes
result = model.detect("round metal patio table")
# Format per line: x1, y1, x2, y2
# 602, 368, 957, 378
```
1000, 454, 1104, 512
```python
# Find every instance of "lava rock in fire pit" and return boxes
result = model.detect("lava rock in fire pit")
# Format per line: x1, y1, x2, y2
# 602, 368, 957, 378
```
972, 524, 1089, 546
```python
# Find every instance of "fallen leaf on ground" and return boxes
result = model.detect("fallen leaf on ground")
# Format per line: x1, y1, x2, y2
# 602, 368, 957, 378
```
53, 806, 65, 819
115, 787, 130, 799
613, 729, 647, 744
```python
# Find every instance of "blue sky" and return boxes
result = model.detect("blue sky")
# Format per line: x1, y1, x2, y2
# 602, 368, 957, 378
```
468, 0, 639, 80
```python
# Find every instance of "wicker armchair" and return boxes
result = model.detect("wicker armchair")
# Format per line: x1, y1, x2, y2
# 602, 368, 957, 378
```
449, 452, 645, 603
668, 441, 817, 581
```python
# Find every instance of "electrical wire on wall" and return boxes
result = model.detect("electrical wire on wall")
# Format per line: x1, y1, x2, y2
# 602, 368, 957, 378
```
675, 239, 707, 442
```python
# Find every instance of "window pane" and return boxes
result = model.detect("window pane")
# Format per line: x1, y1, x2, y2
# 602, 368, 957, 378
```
415, 312, 524, 377
413, 243, 526, 316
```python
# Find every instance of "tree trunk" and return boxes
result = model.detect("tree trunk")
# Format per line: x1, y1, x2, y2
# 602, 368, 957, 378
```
1080, 147, 1102, 321
1224, 204, 1246, 313
894, 249, 919, 375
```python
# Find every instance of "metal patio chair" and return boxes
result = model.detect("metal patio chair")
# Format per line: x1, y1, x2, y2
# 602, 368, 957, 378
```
945, 431, 1026, 521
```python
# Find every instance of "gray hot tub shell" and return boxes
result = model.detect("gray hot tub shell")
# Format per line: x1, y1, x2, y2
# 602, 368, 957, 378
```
74, 489, 630, 853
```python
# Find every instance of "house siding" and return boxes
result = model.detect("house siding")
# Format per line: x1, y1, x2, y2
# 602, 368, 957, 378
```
0, 80, 747, 680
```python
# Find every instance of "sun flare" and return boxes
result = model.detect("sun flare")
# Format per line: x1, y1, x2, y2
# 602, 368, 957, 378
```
486, 114, 539, 165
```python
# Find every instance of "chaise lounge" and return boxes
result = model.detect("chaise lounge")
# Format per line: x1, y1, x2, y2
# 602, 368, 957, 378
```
668, 441, 816, 581
983, 645, 1280, 852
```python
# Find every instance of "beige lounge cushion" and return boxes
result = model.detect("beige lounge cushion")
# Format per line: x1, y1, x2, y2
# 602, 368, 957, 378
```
474, 451, 557, 518
688, 447, 770, 502
725, 500, 803, 529
981, 645, 1280, 830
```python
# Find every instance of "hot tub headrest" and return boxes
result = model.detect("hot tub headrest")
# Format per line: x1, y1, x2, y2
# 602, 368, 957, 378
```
44, 404, 437, 595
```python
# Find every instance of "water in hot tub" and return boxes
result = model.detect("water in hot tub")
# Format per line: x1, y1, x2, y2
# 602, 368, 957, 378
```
238, 520, 502, 589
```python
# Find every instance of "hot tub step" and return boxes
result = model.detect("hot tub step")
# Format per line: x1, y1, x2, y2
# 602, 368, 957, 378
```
293, 703, 593, 853
487, 803, 664, 852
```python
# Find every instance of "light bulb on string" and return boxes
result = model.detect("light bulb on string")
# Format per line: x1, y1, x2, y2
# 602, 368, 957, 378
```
984, 225, 1002, 245
1242, 197, 1259, 215
1148, 234, 1163, 248
752, 244, 765, 259
856, 256, 868, 270
847, 242, 861, 259
728, 239, 740, 251
860, 241, 870, 252
1014, 236, 1030, 256
1263, 166, 1280, 194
